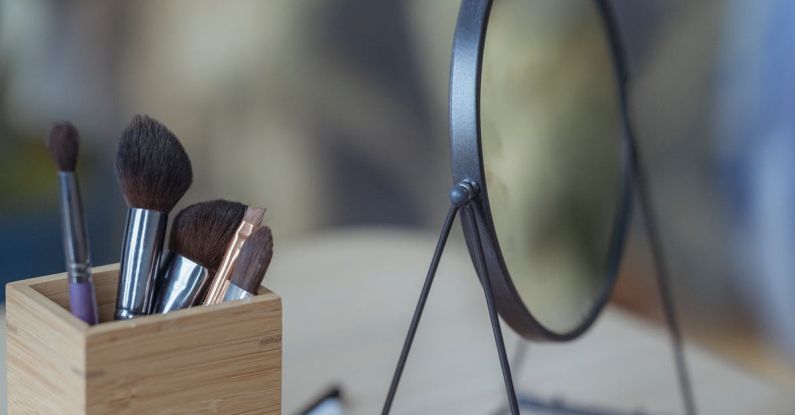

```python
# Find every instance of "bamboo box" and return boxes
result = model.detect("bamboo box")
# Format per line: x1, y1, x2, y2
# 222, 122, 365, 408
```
5, 264, 282, 414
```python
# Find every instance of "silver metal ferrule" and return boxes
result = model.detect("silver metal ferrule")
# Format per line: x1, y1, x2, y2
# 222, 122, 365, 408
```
222, 283, 253, 302
152, 252, 211, 313
58, 172, 92, 283
116, 208, 167, 320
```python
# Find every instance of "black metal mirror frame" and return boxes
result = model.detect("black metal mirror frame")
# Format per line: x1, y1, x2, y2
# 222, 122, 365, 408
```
450, 0, 634, 341
383, 1, 697, 414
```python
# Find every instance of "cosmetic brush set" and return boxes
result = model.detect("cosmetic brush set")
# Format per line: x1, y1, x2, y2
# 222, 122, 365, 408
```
47, 115, 273, 324
5, 116, 281, 413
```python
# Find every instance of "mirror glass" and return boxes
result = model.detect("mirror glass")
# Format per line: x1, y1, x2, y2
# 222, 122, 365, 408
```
480, 0, 624, 334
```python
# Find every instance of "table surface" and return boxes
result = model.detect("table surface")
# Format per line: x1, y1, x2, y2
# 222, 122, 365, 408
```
2, 228, 794, 414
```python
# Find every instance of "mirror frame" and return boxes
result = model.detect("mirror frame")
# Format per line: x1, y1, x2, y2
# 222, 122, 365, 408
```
449, 0, 634, 341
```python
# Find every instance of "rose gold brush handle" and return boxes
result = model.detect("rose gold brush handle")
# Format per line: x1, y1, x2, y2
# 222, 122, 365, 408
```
203, 206, 265, 305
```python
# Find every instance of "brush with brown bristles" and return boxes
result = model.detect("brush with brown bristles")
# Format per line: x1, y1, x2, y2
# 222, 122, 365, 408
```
222, 226, 273, 302
115, 114, 193, 319
47, 122, 99, 325
152, 200, 247, 313
202, 205, 266, 305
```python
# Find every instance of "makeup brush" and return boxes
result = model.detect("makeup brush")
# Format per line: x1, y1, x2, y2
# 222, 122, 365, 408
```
223, 226, 273, 302
202, 206, 266, 305
115, 114, 192, 319
47, 122, 99, 325
153, 200, 246, 313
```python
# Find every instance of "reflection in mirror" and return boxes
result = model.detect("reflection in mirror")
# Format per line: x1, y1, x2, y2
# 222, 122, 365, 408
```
480, 0, 624, 334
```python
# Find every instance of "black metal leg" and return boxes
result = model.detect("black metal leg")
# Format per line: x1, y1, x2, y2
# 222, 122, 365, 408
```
382, 205, 459, 415
489, 338, 529, 415
631, 143, 697, 415
466, 203, 521, 415
382, 182, 520, 414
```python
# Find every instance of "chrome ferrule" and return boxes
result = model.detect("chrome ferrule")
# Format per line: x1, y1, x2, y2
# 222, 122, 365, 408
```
116, 208, 167, 320
153, 252, 211, 313
58, 172, 91, 283
222, 283, 253, 302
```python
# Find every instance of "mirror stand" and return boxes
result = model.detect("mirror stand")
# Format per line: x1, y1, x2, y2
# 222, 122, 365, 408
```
380, 142, 698, 415
630, 139, 698, 415
381, 181, 521, 415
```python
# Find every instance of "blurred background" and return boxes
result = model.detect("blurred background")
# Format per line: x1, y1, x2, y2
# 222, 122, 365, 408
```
1, 0, 794, 407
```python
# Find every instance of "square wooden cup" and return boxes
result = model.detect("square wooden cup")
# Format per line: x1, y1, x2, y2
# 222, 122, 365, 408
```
6, 264, 281, 414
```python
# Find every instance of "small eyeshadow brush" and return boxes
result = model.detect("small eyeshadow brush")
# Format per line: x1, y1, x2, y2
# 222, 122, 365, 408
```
203, 206, 266, 305
115, 115, 192, 319
47, 122, 99, 325
223, 226, 273, 302
153, 200, 246, 313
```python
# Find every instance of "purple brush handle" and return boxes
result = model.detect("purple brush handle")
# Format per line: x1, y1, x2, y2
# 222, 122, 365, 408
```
70, 281, 99, 325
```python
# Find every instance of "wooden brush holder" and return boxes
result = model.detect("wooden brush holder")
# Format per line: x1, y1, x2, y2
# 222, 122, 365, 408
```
5, 264, 282, 414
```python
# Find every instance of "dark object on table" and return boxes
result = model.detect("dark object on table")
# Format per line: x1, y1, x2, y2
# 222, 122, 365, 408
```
297, 387, 345, 415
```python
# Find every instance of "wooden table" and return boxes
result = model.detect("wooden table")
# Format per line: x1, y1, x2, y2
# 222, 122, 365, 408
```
3, 229, 793, 414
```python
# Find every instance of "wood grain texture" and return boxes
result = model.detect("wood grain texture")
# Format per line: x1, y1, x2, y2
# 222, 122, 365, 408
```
5, 265, 281, 414
6, 283, 86, 414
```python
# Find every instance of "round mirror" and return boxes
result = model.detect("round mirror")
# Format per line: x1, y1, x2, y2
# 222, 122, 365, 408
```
450, 0, 632, 340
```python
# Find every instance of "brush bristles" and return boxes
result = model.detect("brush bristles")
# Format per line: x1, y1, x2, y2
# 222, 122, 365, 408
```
47, 122, 79, 172
115, 114, 193, 212
230, 226, 273, 293
169, 200, 247, 270
243, 206, 266, 225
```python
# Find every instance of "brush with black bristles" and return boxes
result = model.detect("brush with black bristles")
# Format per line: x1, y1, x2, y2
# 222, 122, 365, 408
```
152, 200, 246, 313
47, 122, 99, 325
222, 226, 273, 302
115, 114, 193, 320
